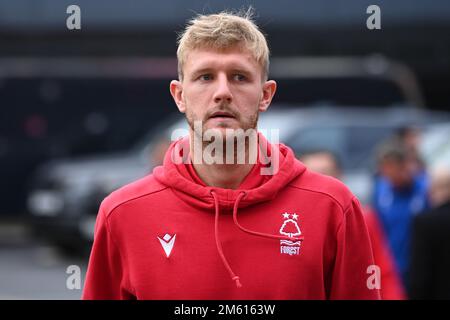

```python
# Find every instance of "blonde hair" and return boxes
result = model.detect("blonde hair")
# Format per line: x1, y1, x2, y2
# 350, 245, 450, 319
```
176, 9, 270, 80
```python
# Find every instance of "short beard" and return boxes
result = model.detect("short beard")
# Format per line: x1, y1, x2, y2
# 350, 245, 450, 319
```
185, 105, 259, 164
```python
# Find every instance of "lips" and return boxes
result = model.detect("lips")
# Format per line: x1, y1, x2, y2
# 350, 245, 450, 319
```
209, 111, 235, 119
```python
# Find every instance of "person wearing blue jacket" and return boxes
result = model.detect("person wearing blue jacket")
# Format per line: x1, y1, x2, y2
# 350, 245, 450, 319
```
373, 138, 430, 289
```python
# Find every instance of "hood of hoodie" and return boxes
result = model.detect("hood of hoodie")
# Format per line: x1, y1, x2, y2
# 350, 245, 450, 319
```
153, 133, 306, 211
153, 133, 306, 288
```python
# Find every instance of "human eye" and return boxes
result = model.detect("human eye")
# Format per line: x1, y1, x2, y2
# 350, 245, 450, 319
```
198, 74, 213, 81
233, 74, 247, 82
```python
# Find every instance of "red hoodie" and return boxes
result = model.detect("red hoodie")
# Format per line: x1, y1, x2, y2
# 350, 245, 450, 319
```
363, 206, 406, 299
82, 135, 380, 300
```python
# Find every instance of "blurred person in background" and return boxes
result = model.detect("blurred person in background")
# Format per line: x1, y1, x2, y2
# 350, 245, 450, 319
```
300, 150, 406, 299
395, 126, 426, 176
409, 166, 450, 299
373, 138, 430, 289
297, 150, 341, 178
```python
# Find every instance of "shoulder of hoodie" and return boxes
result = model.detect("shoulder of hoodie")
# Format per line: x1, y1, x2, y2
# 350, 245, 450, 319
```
289, 162, 357, 214
99, 172, 168, 219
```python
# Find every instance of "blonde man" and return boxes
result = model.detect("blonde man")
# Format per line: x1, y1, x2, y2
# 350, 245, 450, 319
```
83, 10, 379, 300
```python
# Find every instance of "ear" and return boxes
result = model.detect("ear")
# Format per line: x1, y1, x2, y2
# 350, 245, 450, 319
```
259, 80, 277, 113
170, 80, 186, 113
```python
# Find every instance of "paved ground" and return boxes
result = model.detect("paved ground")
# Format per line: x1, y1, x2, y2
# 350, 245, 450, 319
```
0, 221, 88, 300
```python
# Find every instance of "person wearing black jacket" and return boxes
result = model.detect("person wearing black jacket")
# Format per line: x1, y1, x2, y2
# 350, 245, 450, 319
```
409, 166, 450, 299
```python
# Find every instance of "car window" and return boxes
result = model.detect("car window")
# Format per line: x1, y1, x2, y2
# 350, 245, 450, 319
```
420, 124, 450, 168
287, 125, 395, 171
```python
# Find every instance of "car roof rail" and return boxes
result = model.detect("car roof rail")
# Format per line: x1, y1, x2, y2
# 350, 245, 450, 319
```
270, 55, 425, 108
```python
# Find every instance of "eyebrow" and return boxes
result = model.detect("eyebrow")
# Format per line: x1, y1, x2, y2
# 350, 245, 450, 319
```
190, 68, 213, 78
190, 66, 254, 78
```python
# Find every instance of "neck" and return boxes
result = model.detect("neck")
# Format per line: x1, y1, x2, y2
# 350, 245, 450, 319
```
189, 132, 256, 189
193, 162, 253, 189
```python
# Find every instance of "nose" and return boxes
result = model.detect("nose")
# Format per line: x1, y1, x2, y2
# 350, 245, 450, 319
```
213, 74, 232, 104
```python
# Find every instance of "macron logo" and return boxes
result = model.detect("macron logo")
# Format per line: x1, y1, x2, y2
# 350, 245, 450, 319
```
157, 233, 176, 258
